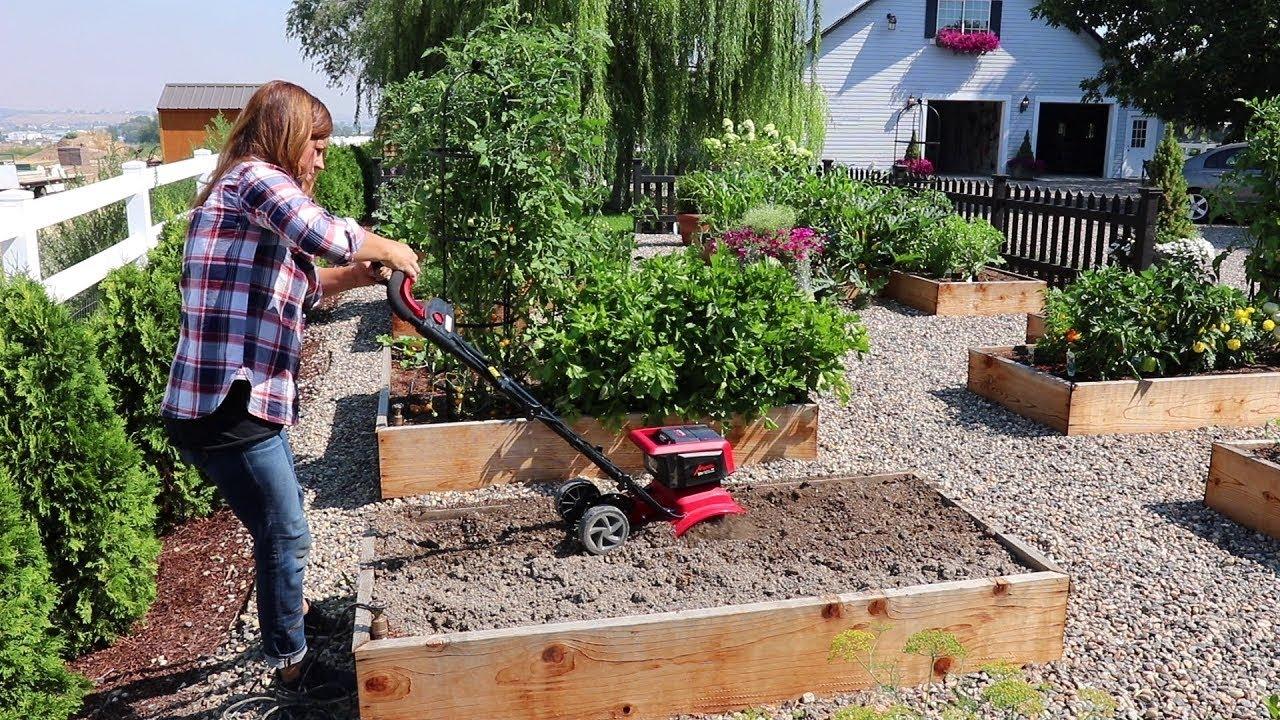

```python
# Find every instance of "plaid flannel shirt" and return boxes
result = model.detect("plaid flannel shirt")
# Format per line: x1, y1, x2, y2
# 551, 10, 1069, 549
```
161, 159, 366, 426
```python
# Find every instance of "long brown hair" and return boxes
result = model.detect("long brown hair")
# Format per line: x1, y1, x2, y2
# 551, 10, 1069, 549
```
193, 80, 333, 207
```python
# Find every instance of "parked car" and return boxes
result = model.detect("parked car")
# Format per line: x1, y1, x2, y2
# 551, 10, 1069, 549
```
1183, 142, 1259, 223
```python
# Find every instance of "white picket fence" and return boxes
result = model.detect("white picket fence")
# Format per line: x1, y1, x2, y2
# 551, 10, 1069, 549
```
0, 149, 219, 303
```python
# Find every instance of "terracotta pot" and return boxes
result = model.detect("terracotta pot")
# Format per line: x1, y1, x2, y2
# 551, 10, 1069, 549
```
677, 213, 708, 246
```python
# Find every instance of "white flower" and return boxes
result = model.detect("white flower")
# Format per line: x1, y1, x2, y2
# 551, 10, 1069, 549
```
740, 119, 756, 132
703, 137, 723, 151
745, 129, 756, 141
722, 117, 735, 130
764, 123, 779, 138
724, 132, 739, 143
785, 137, 797, 150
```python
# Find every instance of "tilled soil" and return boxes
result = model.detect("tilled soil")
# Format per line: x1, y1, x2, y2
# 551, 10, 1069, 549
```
370, 474, 1026, 635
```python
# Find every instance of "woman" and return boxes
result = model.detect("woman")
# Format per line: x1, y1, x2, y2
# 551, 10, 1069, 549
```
160, 80, 418, 697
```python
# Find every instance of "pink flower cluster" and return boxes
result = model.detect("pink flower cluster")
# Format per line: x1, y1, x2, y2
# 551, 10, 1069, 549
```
897, 157, 935, 175
719, 226, 826, 262
936, 28, 1000, 55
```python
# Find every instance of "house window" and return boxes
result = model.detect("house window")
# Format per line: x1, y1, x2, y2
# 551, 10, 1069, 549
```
937, 0, 992, 32
1131, 119, 1148, 148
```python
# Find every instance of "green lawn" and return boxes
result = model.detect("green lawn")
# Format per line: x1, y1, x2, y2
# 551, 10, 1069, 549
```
600, 213, 634, 233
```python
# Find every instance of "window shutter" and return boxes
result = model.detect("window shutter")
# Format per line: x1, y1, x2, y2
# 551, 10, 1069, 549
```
990, 0, 1004, 36
925, 0, 938, 38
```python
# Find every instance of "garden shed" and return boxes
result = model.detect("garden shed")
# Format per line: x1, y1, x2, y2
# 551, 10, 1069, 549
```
156, 82, 260, 162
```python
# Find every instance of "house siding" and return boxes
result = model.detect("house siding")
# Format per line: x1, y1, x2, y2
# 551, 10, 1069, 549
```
813, 0, 1155, 178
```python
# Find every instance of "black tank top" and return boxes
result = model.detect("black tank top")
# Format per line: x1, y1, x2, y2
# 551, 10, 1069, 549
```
163, 380, 284, 451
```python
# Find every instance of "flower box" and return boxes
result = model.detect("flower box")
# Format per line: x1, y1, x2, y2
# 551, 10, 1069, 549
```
352, 473, 1070, 720
935, 28, 1000, 56
883, 268, 1046, 316
1205, 441, 1280, 539
375, 346, 819, 496
968, 345, 1280, 435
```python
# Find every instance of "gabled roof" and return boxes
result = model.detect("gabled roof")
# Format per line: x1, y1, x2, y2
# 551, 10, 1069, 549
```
157, 83, 261, 111
819, 0, 1104, 44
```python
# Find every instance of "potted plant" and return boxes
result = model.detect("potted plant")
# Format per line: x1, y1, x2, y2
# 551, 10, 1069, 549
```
935, 27, 1001, 55
714, 204, 826, 296
1006, 131, 1045, 180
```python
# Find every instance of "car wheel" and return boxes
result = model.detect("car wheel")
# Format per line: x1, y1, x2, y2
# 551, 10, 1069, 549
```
1187, 190, 1210, 224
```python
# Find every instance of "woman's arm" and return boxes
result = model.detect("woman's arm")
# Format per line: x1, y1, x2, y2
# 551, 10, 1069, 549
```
315, 263, 378, 297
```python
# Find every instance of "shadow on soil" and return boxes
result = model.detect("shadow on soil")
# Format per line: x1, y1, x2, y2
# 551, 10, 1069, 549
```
297, 392, 382, 511
1147, 500, 1279, 577
928, 386, 1060, 439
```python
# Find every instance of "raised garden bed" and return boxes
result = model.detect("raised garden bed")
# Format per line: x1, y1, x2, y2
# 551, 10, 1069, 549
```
1205, 441, 1280, 538
376, 346, 819, 496
1026, 312, 1045, 343
883, 268, 1046, 317
352, 473, 1068, 720
968, 345, 1280, 435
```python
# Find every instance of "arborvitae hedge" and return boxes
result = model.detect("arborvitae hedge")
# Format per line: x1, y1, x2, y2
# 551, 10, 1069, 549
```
92, 215, 215, 531
0, 467, 90, 720
0, 276, 159, 654
314, 144, 366, 220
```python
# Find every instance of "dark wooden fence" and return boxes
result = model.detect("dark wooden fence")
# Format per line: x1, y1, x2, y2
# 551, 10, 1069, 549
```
843, 165, 1162, 287
631, 159, 679, 234
629, 159, 1162, 288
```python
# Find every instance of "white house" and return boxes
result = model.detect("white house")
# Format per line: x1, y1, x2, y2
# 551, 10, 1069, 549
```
814, 0, 1161, 178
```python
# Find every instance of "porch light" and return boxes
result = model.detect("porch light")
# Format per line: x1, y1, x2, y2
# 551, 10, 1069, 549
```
886, 13, 898, 30
1020, 95, 1031, 113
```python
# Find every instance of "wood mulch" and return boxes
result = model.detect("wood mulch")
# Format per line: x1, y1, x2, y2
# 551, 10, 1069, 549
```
69, 509, 254, 719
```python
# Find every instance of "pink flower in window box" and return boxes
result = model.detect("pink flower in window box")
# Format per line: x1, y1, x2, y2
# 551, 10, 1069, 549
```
935, 28, 1000, 55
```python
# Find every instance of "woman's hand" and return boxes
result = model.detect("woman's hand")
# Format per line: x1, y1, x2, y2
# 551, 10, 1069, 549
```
353, 231, 420, 280
353, 260, 391, 287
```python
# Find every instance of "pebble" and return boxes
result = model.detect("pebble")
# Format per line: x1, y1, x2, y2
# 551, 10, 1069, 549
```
162, 230, 1277, 719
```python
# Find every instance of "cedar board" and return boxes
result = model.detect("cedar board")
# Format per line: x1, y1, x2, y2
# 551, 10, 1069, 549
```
1026, 313, 1045, 344
968, 346, 1280, 435
377, 347, 819, 496
884, 269, 1046, 317
1206, 441, 1280, 539
352, 473, 1071, 720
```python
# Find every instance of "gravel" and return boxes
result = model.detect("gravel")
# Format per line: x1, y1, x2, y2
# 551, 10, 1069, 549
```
156, 233, 1277, 719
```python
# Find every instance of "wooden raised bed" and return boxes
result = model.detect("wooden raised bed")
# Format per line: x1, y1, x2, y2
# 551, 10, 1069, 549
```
1205, 441, 1280, 538
1026, 313, 1045, 344
376, 347, 819, 497
968, 346, 1280, 435
883, 268, 1046, 316
352, 473, 1070, 720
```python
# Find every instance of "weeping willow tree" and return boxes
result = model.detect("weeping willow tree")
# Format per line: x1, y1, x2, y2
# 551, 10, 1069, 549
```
286, 0, 824, 199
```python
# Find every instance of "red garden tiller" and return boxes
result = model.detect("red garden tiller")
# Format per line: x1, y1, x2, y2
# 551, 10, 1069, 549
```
384, 269, 746, 555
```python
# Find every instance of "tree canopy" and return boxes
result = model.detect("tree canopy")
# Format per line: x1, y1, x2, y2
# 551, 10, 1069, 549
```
286, 0, 825, 194
1031, 0, 1280, 133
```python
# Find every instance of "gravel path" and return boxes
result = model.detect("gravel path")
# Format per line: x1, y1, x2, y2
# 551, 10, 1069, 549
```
158, 237, 1276, 719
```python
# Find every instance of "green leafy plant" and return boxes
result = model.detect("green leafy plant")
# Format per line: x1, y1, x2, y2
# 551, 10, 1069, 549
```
1219, 97, 1280, 303
92, 216, 216, 531
313, 144, 367, 219
0, 467, 91, 720
741, 204, 799, 233
982, 675, 1047, 718
202, 112, 234, 153
893, 215, 1004, 281
903, 628, 968, 677
378, 5, 618, 383
1037, 264, 1275, 380
38, 150, 128, 278
1265, 693, 1279, 719
1076, 688, 1118, 719
0, 276, 160, 654
833, 706, 919, 720
529, 247, 868, 425
1147, 123, 1197, 244
678, 120, 815, 232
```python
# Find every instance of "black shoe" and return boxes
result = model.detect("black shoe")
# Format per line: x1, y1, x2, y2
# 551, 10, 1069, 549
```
303, 600, 343, 644
274, 654, 356, 703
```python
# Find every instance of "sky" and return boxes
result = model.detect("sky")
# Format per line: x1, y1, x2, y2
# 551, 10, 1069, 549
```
0, 0, 360, 124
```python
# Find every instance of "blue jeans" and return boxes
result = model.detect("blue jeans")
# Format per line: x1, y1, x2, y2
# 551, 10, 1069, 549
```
178, 429, 310, 668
